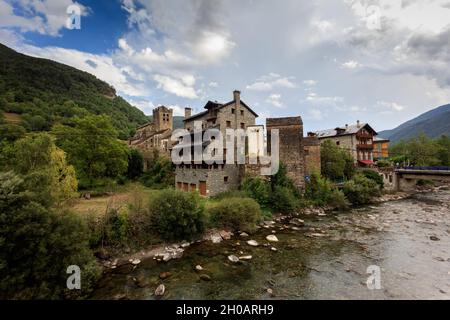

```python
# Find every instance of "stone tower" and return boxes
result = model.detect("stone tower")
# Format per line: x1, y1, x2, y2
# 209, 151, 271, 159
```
153, 106, 173, 131
266, 117, 305, 190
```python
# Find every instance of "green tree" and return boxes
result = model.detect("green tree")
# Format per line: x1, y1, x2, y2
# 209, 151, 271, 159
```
12, 133, 78, 204
126, 148, 144, 180
53, 115, 129, 188
321, 140, 346, 181
436, 135, 450, 166
0, 172, 100, 299
343, 174, 381, 205
241, 176, 271, 208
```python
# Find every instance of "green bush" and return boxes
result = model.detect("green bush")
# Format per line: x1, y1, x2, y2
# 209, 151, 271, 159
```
376, 160, 391, 168
270, 185, 300, 213
208, 197, 262, 232
241, 176, 270, 207
140, 155, 174, 188
416, 179, 434, 186
327, 189, 350, 210
101, 208, 129, 247
362, 169, 384, 189
212, 189, 248, 200
149, 189, 205, 241
0, 171, 100, 299
342, 174, 381, 205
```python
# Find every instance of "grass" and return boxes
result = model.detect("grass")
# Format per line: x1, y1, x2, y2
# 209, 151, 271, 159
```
2, 112, 22, 124
68, 182, 156, 217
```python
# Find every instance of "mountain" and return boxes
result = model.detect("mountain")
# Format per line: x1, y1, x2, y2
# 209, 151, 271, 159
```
378, 104, 450, 143
0, 43, 149, 139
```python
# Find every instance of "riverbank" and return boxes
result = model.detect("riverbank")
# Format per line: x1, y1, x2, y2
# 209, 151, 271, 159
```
90, 187, 450, 300
95, 187, 431, 278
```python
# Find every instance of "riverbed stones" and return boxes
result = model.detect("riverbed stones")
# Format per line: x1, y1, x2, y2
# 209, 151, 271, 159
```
159, 272, 172, 280
130, 258, 141, 265
211, 233, 222, 243
199, 274, 212, 281
228, 255, 240, 263
271, 247, 278, 252
155, 284, 165, 297
195, 265, 204, 271
239, 232, 249, 237
180, 241, 190, 248
266, 235, 279, 242
247, 240, 259, 247
219, 230, 232, 240
239, 255, 252, 260
289, 218, 305, 226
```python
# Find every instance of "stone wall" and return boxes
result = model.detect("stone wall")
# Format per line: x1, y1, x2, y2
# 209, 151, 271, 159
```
303, 136, 321, 176
175, 164, 241, 197
267, 117, 305, 190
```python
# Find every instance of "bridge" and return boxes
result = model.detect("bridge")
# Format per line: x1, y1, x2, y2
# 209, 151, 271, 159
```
394, 168, 450, 191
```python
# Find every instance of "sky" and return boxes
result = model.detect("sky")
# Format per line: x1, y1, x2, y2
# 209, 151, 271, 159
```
1, 0, 450, 133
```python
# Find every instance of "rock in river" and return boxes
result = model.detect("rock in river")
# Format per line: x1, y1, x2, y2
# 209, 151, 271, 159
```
239, 255, 252, 260
228, 255, 240, 263
159, 272, 172, 280
195, 265, 204, 271
199, 274, 212, 281
266, 235, 279, 242
247, 240, 259, 247
155, 284, 165, 297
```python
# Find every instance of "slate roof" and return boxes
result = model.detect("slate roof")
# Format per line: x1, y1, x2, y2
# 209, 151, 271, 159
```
184, 99, 259, 122
314, 123, 377, 138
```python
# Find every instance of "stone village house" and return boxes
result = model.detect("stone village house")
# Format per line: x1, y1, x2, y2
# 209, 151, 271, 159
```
175, 91, 321, 197
311, 121, 379, 167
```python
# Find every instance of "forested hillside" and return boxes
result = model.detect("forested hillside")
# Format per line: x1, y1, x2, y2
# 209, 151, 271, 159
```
0, 43, 149, 139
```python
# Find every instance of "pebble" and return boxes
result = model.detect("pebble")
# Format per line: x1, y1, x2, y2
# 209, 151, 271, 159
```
239, 255, 252, 260
159, 272, 172, 280
155, 284, 165, 297
228, 255, 240, 263
266, 235, 279, 242
195, 265, 204, 271
247, 240, 259, 246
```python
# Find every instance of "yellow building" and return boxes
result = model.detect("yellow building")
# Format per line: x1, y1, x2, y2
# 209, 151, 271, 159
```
373, 137, 390, 160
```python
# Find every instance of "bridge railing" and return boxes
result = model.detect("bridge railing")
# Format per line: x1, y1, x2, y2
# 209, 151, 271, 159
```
396, 166, 450, 171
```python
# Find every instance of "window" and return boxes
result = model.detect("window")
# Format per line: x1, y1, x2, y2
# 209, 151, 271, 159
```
231, 108, 235, 114
224, 176, 229, 183
336, 141, 340, 146
240, 123, 245, 129
241, 110, 244, 116
226, 121, 231, 128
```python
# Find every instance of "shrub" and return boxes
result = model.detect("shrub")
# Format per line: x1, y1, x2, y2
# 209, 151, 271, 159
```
342, 174, 381, 205
241, 176, 270, 207
208, 197, 262, 232
0, 171, 100, 299
149, 189, 205, 241
376, 160, 391, 168
362, 169, 384, 189
126, 148, 143, 180
100, 208, 129, 247
212, 189, 248, 200
416, 179, 434, 186
140, 155, 174, 188
270, 185, 299, 213
327, 189, 350, 210
305, 172, 334, 206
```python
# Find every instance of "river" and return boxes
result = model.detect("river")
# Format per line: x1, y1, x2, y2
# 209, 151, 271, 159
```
91, 189, 450, 300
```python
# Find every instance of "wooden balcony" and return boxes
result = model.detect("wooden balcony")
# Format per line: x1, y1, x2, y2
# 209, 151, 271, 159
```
356, 132, 373, 139
357, 143, 374, 150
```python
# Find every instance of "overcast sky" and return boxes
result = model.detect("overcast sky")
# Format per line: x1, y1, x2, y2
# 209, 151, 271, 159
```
1, 0, 450, 133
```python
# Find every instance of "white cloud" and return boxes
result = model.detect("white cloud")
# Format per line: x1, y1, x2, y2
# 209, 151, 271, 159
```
341, 60, 362, 69
153, 74, 198, 99
0, 0, 89, 36
265, 93, 283, 108
247, 73, 296, 91
303, 80, 318, 86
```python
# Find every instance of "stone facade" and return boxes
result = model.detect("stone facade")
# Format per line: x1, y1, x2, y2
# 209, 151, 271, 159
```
174, 91, 320, 196
313, 121, 377, 166
267, 117, 305, 190
128, 106, 174, 169
303, 136, 321, 176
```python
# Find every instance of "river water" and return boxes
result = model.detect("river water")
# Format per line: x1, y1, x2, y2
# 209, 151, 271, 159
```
91, 189, 450, 300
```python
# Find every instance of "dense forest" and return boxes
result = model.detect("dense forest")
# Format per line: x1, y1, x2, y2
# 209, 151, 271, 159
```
0, 43, 149, 139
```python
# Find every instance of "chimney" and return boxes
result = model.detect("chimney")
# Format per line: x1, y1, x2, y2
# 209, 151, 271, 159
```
345, 124, 348, 130
356, 120, 360, 128
233, 90, 241, 105
185, 107, 192, 119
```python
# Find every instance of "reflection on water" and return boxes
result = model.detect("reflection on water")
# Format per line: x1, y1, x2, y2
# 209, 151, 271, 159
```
91, 190, 450, 300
